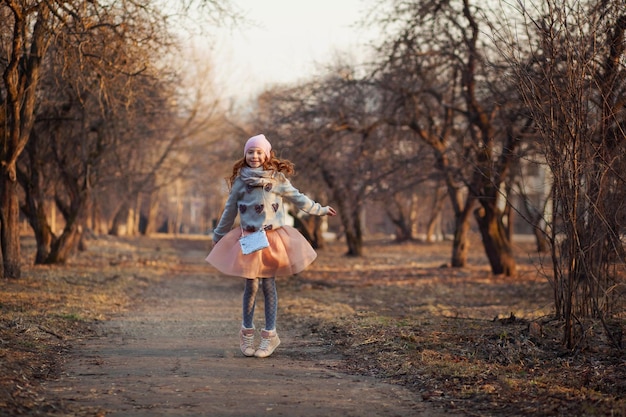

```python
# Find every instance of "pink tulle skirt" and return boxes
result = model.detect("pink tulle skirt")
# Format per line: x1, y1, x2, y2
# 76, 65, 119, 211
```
205, 226, 317, 278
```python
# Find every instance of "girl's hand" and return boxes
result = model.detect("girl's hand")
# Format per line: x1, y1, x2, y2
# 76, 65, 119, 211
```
326, 206, 337, 216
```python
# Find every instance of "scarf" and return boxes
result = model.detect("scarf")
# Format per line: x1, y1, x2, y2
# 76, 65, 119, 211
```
239, 167, 275, 188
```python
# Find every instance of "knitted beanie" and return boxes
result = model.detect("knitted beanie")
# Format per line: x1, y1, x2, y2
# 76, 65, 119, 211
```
244, 134, 272, 160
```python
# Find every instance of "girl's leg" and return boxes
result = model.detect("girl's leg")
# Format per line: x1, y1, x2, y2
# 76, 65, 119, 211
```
260, 277, 278, 331
255, 277, 280, 357
240, 278, 260, 356
242, 278, 259, 328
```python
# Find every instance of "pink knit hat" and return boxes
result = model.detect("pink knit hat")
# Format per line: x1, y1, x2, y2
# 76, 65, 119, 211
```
244, 134, 272, 160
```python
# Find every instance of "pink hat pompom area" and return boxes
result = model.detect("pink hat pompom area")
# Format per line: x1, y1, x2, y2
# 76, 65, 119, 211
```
244, 134, 272, 160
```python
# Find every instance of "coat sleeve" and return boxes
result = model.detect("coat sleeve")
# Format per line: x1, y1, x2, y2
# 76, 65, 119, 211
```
212, 180, 242, 242
278, 175, 329, 216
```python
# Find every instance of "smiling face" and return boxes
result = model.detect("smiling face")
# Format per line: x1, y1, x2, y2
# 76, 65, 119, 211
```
245, 147, 266, 168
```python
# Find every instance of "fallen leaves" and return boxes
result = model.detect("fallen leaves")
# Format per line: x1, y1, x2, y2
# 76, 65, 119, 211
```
280, 238, 626, 417
1, 234, 623, 416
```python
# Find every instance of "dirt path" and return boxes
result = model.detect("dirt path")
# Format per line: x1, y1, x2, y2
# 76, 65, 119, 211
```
42, 240, 454, 417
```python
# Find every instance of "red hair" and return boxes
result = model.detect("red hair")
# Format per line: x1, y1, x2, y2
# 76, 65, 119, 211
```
228, 150, 295, 187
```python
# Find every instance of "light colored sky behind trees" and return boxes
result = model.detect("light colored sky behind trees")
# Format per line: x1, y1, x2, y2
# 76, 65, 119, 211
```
204, 0, 376, 99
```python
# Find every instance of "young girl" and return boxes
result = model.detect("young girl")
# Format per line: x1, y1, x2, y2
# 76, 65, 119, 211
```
206, 134, 336, 358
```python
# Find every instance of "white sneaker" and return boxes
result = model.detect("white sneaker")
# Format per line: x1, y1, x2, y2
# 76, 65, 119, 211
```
254, 329, 281, 358
239, 327, 256, 357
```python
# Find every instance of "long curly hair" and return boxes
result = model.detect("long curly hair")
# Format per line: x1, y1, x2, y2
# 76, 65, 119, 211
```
228, 150, 295, 187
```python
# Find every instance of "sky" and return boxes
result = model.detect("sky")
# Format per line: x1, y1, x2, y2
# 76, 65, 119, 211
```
205, 0, 377, 100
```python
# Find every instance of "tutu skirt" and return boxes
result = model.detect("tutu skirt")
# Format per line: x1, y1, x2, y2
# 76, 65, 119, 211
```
205, 226, 317, 278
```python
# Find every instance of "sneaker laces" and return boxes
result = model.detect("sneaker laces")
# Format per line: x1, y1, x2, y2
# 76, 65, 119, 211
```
258, 335, 272, 351
241, 332, 254, 346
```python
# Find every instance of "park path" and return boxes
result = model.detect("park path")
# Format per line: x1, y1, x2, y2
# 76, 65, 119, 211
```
43, 239, 452, 417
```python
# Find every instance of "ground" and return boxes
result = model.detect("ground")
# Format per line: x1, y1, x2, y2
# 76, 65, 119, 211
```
0, 234, 624, 416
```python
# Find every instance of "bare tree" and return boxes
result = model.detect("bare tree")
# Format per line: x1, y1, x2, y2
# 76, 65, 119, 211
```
255, 70, 432, 256
511, 161, 552, 253
373, 27, 475, 266
1, 0, 235, 274
499, 0, 626, 347
371, 0, 536, 276
16, 1, 175, 263
424, 183, 448, 242
1, 1, 52, 278
383, 176, 443, 242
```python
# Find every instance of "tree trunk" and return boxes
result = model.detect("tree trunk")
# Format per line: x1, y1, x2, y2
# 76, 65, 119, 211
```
409, 193, 420, 240
474, 205, 517, 276
144, 190, 161, 235
1, 4, 52, 278
45, 191, 90, 264
344, 226, 363, 256
336, 197, 363, 256
1, 174, 21, 278
30, 202, 53, 264
290, 210, 317, 248
17, 149, 54, 264
533, 226, 550, 253
393, 222, 412, 242
312, 216, 326, 249
46, 223, 83, 264
386, 194, 413, 242
0, 225, 3, 279
109, 201, 130, 236
92, 202, 108, 235
387, 209, 411, 242
294, 213, 325, 249
425, 211, 441, 243
503, 197, 514, 242
130, 193, 141, 236
451, 208, 472, 267
324, 163, 364, 255
426, 187, 446, 242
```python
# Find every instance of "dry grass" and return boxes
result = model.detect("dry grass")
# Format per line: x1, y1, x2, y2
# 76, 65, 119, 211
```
0, 235, 178, 415
280, 236, 626, 417
1, 233, 623, 416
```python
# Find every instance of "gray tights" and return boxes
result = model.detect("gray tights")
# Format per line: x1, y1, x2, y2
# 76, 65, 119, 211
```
242, 277, 277, 331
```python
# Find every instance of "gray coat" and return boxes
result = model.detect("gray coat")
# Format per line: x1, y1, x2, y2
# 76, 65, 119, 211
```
212, 167, 330, 242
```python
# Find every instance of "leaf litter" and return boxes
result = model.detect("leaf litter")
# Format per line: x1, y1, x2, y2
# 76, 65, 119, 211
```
1, 233, 624, 416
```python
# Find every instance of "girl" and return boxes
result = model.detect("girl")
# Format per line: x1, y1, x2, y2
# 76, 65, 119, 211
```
206, 134, 336, 358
